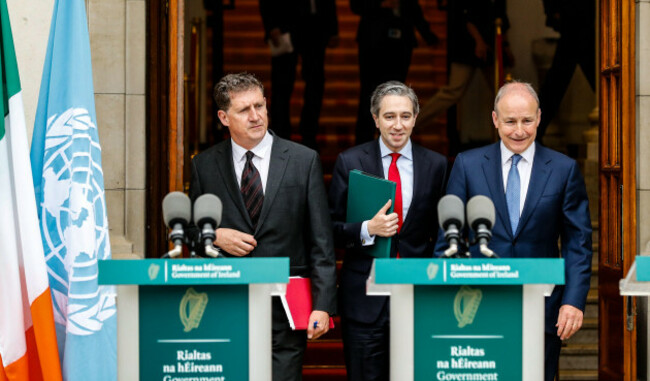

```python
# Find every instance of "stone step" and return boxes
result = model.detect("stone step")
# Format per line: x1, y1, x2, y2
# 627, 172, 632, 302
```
558, 369, 598, 381
583, 289, 598, 319
559, 343, 598, 370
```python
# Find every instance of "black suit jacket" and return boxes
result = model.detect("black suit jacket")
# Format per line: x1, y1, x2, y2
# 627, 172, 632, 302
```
329, 140, 448, 323
189, 136, 337, 315
350, 0, 437, 49
259, 0, 338, 48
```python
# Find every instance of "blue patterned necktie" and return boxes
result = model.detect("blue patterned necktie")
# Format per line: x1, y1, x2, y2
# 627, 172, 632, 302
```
506, 154, 522, 234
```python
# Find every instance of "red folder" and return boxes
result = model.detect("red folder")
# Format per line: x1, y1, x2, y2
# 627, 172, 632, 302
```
280, 277, 335, 330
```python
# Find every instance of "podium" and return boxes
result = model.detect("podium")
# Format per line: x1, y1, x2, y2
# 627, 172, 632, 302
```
620, 255, 650, 380
367, 258, 565, 381
98, 258, 288, 381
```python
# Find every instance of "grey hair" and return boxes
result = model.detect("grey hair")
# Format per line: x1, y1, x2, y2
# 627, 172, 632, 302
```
493, 80, 540, 114
213, 72, 264, 111
370, 81, 419, 117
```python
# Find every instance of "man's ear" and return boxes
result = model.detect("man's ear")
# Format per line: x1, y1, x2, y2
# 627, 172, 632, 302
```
372, 114, 379, 128
492, 110, 498, 129
217, 110, 229, 127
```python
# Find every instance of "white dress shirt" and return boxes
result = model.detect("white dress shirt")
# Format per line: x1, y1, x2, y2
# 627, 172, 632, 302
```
231, 132, 273, 192
361, 138, 414, 245
500, 141, 535, 215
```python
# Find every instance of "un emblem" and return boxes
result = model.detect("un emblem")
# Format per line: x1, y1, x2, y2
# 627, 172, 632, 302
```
148, 264, 160, 280
179, 288, 209, 332
453, 286, 482, 328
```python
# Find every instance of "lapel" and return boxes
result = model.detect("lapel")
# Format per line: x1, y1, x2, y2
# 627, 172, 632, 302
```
515, 145, 552, 238
481, 143, 512, 237
359, 140, 384, 178
255, 136, 290, 233
400, 144, 422, 232
217, 141, 253, 227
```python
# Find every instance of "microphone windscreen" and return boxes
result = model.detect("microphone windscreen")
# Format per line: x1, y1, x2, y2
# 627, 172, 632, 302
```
162, 191, 192, 227
437, 194, 464, 229
467, 195, 496, 229
193, 193, 223, 227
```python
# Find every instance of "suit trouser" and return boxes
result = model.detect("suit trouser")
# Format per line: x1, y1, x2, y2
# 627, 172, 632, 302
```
545, 333, 562, 381
272, 298, 307, 381
269, 42, 327, 149
341, 303, 390, 381
355, 40, 412, 145
536, 30, 596, 141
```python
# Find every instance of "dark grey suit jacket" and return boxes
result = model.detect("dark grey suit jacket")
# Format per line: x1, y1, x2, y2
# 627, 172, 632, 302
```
189, 135, 337, 315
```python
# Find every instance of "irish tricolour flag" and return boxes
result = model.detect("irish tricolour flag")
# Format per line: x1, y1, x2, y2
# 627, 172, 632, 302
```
0, 0, 63, 380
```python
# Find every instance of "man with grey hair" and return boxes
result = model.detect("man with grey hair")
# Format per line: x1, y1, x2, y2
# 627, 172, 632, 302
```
190, 72, 337, 381
329, 81, 448, 380
435, 80, 592, 380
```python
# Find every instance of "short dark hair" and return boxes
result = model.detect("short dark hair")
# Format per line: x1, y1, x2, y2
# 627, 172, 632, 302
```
493, 80, 539, 114
213, 72, 264, 111
370, 81, 419, 117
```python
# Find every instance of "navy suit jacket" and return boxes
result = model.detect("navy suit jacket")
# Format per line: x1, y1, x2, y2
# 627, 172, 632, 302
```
329, 140, 448, 324
435, 142, 592, 333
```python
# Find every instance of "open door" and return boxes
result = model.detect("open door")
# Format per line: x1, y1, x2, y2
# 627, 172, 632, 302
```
145, 0, 185, 258
598, 0, 636, 379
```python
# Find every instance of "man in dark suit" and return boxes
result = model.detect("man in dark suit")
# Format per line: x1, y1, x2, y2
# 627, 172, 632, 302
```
259, 0, 338, 149
351, 0, 439, 144
329, 81, 448, 380
189, 73, 337, 381
436, 81, 592, 381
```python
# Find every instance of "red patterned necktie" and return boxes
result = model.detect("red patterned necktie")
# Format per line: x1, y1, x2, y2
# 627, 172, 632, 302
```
241, 151, 264, 229
388, 153, 403, 231
388, 153, 402, 259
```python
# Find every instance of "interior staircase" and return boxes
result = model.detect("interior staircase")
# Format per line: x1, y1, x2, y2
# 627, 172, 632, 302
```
221, 1, 600, 379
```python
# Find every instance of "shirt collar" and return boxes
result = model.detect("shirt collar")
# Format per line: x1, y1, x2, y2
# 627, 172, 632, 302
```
500, 141, 535, 166
379, 137, 413, 161
231, 131, 273, 161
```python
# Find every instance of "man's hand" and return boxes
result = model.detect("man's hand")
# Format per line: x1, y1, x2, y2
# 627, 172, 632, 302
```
367, 199, 399, 237
307, 310, 330, 340
214, 228, 257, 256
556, 304, 584, 340
474, 38, 489, 61
269, 27, 282, 47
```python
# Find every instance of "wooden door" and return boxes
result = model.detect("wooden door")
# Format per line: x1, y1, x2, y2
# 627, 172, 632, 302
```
598, 0, 636, 379
145, 0, 185, 258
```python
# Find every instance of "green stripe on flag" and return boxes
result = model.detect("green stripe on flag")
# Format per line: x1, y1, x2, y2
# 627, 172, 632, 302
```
0, 0, 22, 140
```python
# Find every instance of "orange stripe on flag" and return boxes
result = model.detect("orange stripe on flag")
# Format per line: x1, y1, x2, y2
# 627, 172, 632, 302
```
0, 352, 29, 381
28, 290, 63, 381
0, 290, 62, 381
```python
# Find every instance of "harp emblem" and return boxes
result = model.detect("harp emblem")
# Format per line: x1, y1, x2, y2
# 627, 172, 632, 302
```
453, 286, 482, 328
179, 287, 209, 332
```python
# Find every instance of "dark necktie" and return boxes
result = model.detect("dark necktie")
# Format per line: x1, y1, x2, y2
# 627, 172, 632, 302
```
506, 154, 522, 234
241, 151, 264, 228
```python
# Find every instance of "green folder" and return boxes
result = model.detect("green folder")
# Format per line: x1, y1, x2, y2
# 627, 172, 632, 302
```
346, 169, 396, 258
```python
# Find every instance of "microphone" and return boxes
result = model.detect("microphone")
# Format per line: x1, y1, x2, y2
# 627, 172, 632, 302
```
466, 195, 498, 258
162, 192, 192, 258
437, 195, 465, 258
193, 194, 223, 258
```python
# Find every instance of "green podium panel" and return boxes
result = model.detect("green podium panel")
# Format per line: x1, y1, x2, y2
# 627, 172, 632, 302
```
99, 258, 288, 381
368, 258, 564, 381
140, 285, 248, 380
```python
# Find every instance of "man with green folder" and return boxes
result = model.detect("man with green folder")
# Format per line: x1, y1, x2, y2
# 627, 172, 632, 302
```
329, 81, 448, 380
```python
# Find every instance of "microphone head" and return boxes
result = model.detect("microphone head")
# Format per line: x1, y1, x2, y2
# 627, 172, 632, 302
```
193, 193, 223, 228
162, 191, 191, 227
437, 194, 464, 230
467, 195, 496, 230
